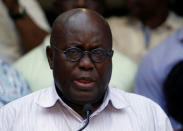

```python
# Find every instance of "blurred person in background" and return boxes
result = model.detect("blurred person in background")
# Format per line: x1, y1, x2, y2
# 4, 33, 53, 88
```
0, 0, 50, 63
45, 0, 106, 26
108, 0, 183, 64
134, 28, 183, 130
14, 0, 137, 93
0, 60, 31, 108
164, 61, 183, 131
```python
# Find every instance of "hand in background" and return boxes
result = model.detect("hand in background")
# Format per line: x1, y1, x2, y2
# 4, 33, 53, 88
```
2, 0, 49, 53
2, 0, 19, 14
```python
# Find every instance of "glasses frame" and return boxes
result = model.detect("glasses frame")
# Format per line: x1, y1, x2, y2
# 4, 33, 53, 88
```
51, 44, 113, 63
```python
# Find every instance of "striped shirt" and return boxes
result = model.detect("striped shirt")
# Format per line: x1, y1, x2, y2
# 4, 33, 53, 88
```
0, 85, 173, 131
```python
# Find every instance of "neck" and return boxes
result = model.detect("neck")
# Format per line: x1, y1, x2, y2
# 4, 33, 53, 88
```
140, 7, 169, 29
56, 87, 104, 119
62, 100, 102, 119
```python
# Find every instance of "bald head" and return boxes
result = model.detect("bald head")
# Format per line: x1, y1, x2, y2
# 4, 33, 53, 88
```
50, 8, 112, 48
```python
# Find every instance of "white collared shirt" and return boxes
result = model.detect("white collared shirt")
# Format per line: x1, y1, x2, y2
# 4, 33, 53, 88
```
0, 85, 173, 131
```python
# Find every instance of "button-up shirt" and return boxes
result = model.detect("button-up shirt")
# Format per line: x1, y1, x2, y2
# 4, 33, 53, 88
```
0, 85, 173, 131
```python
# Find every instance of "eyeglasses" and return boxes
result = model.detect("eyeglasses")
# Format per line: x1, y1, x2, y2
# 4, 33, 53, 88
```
51, 45, 113, 63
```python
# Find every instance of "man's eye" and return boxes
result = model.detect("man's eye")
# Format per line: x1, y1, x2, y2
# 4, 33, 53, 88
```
92, 49, 105, 55
69, 49, 79, 54
66, 49, 80, 58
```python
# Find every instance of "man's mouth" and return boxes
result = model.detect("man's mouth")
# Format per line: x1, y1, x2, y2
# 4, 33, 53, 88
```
73, 79, 95, 90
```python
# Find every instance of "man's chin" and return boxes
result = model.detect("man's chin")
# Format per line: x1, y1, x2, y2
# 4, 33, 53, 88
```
70, 97, 98, 106
70, 94, 105, 107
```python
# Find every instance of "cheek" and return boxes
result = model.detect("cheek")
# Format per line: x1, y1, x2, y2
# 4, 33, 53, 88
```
53, 57, 74, 89
96, 60, 112, 86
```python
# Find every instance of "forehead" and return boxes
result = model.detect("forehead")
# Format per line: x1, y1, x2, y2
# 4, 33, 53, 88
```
52, 11, 111, 48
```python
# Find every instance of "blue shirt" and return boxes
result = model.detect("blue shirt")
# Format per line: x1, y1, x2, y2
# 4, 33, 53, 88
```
0, 60, 31, 107
134, 28, 183, 130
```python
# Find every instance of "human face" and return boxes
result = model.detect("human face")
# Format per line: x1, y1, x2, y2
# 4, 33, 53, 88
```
52, 0, 104, 16
124, 0, 168, 18
47, 11, 112, 106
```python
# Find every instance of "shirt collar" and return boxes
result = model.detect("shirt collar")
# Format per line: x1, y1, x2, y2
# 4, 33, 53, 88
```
106, 87, 130, 109
36, 84, 129, 110
36, 83, 60, 108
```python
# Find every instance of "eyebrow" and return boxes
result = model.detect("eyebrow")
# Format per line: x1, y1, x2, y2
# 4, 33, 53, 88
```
68, 42, 79, 47
68, 42, 102, 50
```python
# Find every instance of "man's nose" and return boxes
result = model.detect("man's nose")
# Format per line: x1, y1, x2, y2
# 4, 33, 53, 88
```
78, 54, 94, 71
74, 0, 87, 8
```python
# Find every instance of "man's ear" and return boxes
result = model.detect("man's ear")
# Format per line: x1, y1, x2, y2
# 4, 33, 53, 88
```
46, 46, 54, 69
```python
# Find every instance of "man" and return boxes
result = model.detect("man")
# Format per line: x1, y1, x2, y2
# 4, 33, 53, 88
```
134, 28, 183, 130
14, 0, 137, 92
108, 0, 183, 64
0, 9, 172, 131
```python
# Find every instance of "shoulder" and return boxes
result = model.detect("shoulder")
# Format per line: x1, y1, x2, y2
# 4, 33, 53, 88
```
141, 27, 183, 73
0, 88, 45, 129
139, 27, 183, 71
111, 88, 167, 115
168, 12, 183, 28
112, 88, 155, 103
107, 16, 133, 32
107, 16, 128, 24
0, 87, 50, 128
111, 88, 172, 128
0, 88, 49, 112
111, 88, 157, 106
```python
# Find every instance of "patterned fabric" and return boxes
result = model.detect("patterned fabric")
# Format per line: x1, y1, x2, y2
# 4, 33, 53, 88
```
0, 60, 31, 107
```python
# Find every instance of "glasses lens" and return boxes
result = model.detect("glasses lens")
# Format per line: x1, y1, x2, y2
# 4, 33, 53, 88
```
91, 49, 106, 62
65, 48, 81, 61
